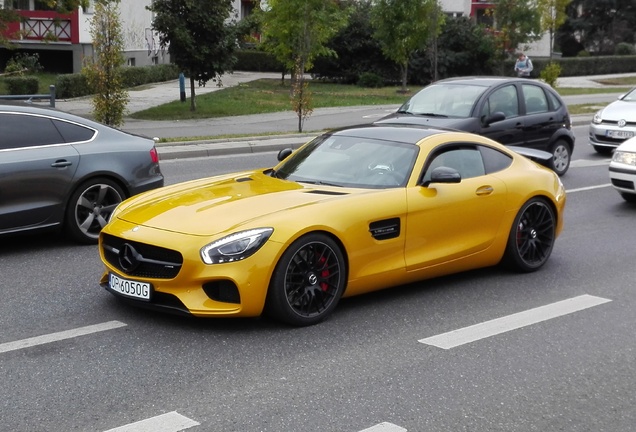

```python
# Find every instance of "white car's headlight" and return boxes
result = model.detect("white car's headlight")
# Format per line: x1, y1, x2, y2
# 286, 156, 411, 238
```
200, 228, 274, 264
592, 111, 603, 124
612, 151, 636, 166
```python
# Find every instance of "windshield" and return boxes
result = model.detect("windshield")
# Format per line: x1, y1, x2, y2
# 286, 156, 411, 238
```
400, 83, 487, 118
275, 134, 418, 189
621, 88, 636, 101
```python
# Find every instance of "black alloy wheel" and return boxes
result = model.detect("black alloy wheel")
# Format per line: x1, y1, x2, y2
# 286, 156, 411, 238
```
65, 177, 125, 244
266, 233, 346, 326
502, 198, 556, 272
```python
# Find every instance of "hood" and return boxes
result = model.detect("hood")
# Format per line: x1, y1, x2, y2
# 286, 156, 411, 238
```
116, 170, 351, 236
601, 99, 636, 120
375, 113, 477, 132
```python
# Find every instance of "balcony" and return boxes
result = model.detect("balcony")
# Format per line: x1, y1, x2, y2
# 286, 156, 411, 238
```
3, 10, 77, 44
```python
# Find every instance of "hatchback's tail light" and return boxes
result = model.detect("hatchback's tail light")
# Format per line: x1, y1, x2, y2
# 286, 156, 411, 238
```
150, 147, 160, 163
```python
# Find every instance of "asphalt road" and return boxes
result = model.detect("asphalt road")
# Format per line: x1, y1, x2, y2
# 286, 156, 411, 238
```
2, 125, 635, 431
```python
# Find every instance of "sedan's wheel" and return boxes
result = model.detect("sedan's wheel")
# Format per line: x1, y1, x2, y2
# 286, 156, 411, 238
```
550, 140, 571, 176
266, 233, 346, 326
65, 178, 125, 244
593, 145, 613, 155
502, 198, 556, 272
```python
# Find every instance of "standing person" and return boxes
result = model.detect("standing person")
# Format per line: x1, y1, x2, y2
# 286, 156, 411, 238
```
514, 52, 533, 78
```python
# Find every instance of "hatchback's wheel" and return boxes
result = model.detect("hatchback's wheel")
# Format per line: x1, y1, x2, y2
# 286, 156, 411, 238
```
593, 145, 613, 155
65, 178, 125, 244
502, 198, 556, 272
550, 140, 571, 176
266, 233, 346, 326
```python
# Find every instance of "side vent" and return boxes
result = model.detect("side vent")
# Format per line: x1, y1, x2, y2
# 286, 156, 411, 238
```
369, 217, 400, 240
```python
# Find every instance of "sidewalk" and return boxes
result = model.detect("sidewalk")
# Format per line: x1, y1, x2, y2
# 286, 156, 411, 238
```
54, 71, 636, 160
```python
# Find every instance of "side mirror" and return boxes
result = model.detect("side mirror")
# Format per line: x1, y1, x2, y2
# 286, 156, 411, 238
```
428, 166, 461, 185
483, 111, 506, 126
277, 148, 293, 161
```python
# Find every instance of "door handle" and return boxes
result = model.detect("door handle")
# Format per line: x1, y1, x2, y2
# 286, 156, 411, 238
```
51, 160, 73, 168
476, 185, 494, 196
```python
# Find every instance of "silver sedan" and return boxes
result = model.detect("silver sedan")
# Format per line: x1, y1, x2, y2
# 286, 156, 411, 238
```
589, 87, 636, 154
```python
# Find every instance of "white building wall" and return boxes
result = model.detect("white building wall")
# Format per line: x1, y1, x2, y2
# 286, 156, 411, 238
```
439, 0, 470, 17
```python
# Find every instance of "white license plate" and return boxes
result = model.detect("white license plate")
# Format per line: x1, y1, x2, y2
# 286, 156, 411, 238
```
109, 273, 151, 300
606, 130, 634, 139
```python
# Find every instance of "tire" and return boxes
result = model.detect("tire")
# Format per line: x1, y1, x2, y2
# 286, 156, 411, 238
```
593, 145, 613, 155
549, 140, 571, 176
502, 198, 556, 272
620, 193, 636, 203
65, 177, 125, 244
266, 233, 346, 326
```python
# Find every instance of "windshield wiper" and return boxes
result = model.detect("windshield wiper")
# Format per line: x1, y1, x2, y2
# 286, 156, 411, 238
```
414, 112, 448, 118
298, 180, 343, 187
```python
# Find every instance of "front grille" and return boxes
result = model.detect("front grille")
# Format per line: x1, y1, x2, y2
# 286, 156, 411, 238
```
611, 178, 635, 190
102, 233, 183, 279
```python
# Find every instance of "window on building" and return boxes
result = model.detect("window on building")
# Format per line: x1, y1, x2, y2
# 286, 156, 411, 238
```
127, 58, 136, 67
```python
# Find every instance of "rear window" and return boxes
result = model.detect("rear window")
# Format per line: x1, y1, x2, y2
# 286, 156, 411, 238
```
53, 119, 96, 142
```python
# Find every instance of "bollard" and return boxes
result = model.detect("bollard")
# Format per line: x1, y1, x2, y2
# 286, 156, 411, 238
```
179, 73, 186, 102
49, 84, 56, 108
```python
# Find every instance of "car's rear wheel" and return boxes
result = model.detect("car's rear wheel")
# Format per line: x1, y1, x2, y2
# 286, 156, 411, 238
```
550, 140, 571, 176
593, 145, 613, 155
502, 198, 556, 272
266, 233, 346, 326
65, 177, 125, 244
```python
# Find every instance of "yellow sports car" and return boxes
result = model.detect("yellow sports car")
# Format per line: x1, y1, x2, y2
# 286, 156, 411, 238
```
99, 124, 566, 326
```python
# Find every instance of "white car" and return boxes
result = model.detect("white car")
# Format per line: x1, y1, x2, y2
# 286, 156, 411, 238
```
609, 136, 636, 202
590, 87, 636, 154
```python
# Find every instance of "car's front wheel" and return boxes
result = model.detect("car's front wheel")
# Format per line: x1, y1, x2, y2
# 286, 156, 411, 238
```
502, 198, 556, 272
266, 233, 346, 326
550, 140, 571, 176
65, 177, 125, 244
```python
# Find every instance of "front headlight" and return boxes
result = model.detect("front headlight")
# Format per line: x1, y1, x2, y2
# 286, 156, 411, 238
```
200, 228, 274, 264
612, 151, 636, 166
592, 111, 603, 124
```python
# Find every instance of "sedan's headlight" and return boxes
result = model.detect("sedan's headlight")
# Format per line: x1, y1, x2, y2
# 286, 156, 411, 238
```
612, 151, 636, 166
200, 228, 274, 264
592, 110, 603, 124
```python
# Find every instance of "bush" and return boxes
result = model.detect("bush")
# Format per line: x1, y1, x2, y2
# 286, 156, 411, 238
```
540, 62, 562, 88
56, 73, 90, 98
357, 72, 384, 88
4, 76, 39, 94
234, 49, 284, 72
4, 53, 43, 76
615, 42, 636, 56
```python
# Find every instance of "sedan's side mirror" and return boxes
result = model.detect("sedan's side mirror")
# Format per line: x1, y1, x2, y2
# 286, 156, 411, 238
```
277, 148, 293, 161
429, 166, 461, 185
483, 111, 506, 126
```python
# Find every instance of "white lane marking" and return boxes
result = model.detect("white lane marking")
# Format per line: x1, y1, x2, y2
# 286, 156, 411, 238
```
0, 321, 127, 354
419, 295, 611, 350
104, 411, 199, 432
567, 183, 611, 193
359, 422, 407, 432
570, 159, 611, 168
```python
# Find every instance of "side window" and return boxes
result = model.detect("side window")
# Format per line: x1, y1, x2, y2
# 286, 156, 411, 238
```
423, 146, 486, 183
522, 84, 549, 114
0, 113, 65, 150
479, 145, 513, 174
483, 85, 519, 118
547, 91, 562, 110
53, 119, 96, 143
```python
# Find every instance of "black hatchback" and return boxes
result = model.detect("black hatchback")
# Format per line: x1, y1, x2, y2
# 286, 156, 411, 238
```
376, 77, 575, 175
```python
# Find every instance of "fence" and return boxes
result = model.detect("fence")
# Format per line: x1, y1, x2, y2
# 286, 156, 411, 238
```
0, 85, 56, 108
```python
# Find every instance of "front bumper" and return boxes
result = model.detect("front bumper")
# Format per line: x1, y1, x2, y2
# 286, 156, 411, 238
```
589, 122, 636, 150
609, 163, 636, 195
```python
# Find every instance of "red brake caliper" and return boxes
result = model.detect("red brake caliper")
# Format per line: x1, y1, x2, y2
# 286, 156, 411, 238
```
320, 257, 329, 291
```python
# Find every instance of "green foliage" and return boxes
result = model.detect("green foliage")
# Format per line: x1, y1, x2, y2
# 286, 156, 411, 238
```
357, 72, 384, 88
82, 0, 128, 127
371, 0, 443, 90
4, 76, 39, 94
615, 42, 636, 56
539, 62, 562, 87
55, 73, 90, 98
290, 58, 313, 132
577, 50, 590, 57
148, 0, 237, 111
234, 49, 284, 72
537, 0, 572, 58
4, 53, 43, 75
490, 0, 541, 70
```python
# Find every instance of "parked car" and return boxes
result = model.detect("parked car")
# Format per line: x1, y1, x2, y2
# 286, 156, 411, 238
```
589, 87, 636, 154
376, 76, 575, 176
609, 136, 636, 202
99, 124, 565, 326
0, 102, 164, 244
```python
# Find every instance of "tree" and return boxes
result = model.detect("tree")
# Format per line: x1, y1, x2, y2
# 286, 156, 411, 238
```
489, 0, 541, 73
257, 0, 349, 132
148, 0, 237, 112
371, 0, 443, 92
82, 0, 128, 127
537, 0, 572, 59
1, 0, 89, 46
